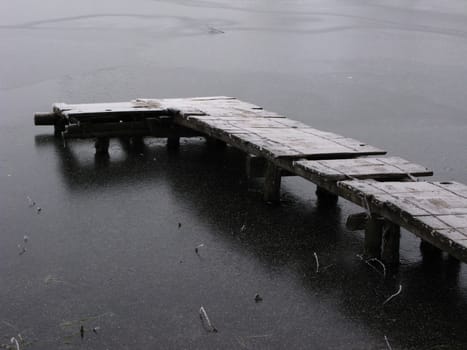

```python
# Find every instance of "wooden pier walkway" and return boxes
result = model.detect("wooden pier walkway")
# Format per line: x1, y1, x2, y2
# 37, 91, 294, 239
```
35, 96, 467, 265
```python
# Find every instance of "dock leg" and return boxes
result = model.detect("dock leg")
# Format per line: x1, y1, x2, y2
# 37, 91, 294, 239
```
206, 137, 227, 151
382, 221, 400, 266
54, 119, 66, 137
364, 215, 383, 259
316, 186, 338, 204
131, 137, 145, 151
420, 240, 442, 260
95, 137, 110, 155
167, 136, 180, 150
263, 161, 281, 203
245, 155, 267, 180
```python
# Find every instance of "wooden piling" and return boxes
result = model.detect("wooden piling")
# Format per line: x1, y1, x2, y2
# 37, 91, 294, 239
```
54, 119, 66, 137
95, 137, 110, 155
263, 161, 282, 203
316, 186, 339, 204
167, 136, 180, 150
346, 212, 369, 231
364, 215, 383, 259
420, 240, 442, 259
382, 221, 401, 265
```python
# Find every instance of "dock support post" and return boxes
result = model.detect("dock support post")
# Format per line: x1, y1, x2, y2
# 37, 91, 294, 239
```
95, 137, 110, 155
316, 186, 338, 204
131, 136, 145, 150
364, 215, 383, 259
206, 137, 227, 150
167, 136, 180, 150
382, 221, 401, 265
263, 161, 281, 203
420, 240, 442, 259
54, 119, 66, 137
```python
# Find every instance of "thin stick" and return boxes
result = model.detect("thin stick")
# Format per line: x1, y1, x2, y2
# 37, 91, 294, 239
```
383, 285, 402, 305
10, 337, 20, 350
199, 306, 217, 332
366, 258, 387, 278
384, 335, 392, 350
313, 252, 319, 273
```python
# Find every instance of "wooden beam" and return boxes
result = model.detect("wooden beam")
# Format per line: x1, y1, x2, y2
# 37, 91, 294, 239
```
364, 215, 383, 259
346, 212, 369, 231
382, 221, 401, 265
263, 161, 282, 203
95, 137, 110, 155
316, 186, 339, 204
167, 136, 180, 150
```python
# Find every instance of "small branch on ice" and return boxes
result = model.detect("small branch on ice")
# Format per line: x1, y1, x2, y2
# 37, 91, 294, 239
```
383, 285, 402, 305
384, 335, 393, 350
313, 252, 319, 273
10, 337, 19, 350
199, 306, 218, 333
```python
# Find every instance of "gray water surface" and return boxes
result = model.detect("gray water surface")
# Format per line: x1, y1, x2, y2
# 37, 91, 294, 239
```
1, 0, 467, 349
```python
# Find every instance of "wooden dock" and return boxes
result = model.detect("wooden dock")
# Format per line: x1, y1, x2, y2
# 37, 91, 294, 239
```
35, 96, 467, 265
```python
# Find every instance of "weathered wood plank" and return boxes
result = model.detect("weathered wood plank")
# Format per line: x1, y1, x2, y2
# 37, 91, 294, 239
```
338, 180, 467, 262
174, 114, 385, 160
293, 157, 432, 181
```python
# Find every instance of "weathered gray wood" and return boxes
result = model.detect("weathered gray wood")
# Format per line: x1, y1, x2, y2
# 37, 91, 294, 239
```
338, 180, 467, 263
167, 136, 180, 150
173, 116, 385, 160
54, 118, 67, 137
245, 155, 266, 180
36, 96, 467, 265
364, 216, 383, 259
346, 212, 369, 231
34, 112, 57, 125
420, 240, 442, 258
382, 221, 401, 265
263, 161, 282, 203
316, 186, 339, 203
95, 137, 109, 155
293, 157, 433, 181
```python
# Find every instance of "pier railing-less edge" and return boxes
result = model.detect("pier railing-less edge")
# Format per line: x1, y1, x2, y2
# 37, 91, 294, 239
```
34, 96, 467, 266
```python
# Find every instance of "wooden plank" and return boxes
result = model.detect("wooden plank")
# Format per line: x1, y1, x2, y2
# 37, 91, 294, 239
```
293, 157, 432, 181
337, 180, 467, 262
174, 114, 385, 160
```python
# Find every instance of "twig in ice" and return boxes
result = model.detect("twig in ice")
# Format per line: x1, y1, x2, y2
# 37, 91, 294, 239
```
383, 285, 402, 305
195, 244, 205, 254
240, 224, 246, 233
27, 196, 35, 207
36, 207, 42, 214
313, 252, 320, 273
207, 26, 224, 34
10, 337, 19, 350
366, 258, 386, 278
199, 306, 217, 332
384, 335, 392, 350
18, 245, 26, 256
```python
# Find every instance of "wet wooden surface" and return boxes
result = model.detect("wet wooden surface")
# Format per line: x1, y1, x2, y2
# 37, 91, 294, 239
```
38, 96, 467, 263
293, 157, 433, 181
338, 180, 467, 261
52, 97, 385, 159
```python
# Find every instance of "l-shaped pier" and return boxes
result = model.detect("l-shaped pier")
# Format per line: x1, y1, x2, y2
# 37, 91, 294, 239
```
35, 96, 467, 266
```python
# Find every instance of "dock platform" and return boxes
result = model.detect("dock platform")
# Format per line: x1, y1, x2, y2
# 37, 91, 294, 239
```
35, 96, 467, 265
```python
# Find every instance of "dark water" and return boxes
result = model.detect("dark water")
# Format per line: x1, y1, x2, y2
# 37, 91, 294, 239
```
1, 0, 467, 349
